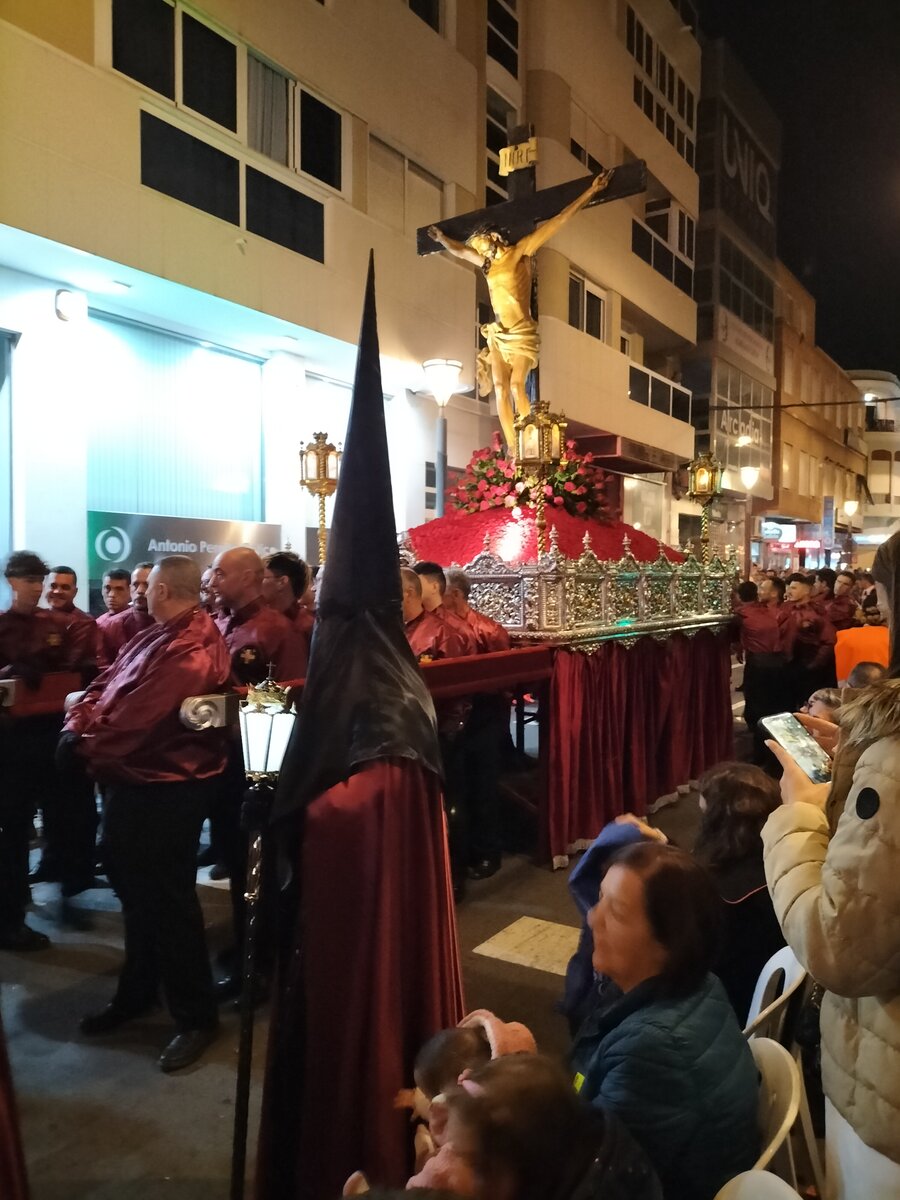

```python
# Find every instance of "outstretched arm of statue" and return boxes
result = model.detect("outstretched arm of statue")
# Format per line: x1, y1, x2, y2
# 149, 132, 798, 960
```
516, 169, 613, 257
427, 225, 484, 266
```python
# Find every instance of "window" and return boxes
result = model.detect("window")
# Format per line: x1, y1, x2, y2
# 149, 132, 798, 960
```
248, 55, 291, 165
368, 137, 442, 234
487, 0, 518, 77
620, 334, 632, 357
717, 235, 774, 340
623, 6, 695, 167
246, 168, 324, 261
486, 87, 516, 205
782, 443, 793, 489
631, 219, 693, 296
568, 275, 606, 342
409, 0, 440, 31
112, 0, 174, 98
570, 101, 606, 174
182, 13, 236, 130
300, 90, 342, 189
141, 111, 239, 224
627, 363, 692, 425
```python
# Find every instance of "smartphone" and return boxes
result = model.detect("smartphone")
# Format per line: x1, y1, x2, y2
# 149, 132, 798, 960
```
759, 712, 833, 784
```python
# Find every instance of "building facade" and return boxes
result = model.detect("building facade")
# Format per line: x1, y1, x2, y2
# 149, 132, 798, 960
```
847, 370, 900, 565
0, 0, 702, 596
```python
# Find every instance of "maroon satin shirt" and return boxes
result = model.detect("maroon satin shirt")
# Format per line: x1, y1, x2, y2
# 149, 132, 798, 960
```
404, 609, 467, 662
826, 592, 860, 632
734, 602, 782, 655
215, 597, 308, 684
432, 605, 478, 655
779, 600, 836, 667
54, 604, 99, 670
284, 600, 316, 654
0, 607, 74, 675
96, 605, 155, 669
460, 604, 511, 653
65, 607, 231, 785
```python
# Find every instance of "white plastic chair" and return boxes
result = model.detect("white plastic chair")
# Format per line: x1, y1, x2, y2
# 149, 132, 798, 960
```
743, 946, 807, 1041
714, 1169, 802, 1198
744, 948, 826, 1198
750, 1037, 802, 1185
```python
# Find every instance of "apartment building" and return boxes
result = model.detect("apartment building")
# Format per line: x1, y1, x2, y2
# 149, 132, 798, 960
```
763, 264, 867, 571
847, 370, 900, 564
0, 0, 701, 591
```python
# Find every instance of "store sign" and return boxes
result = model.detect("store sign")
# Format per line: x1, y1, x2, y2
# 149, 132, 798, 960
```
717, 309, 774, 376
795, 539, 821, 550
88, 510, 282, 586
716, 100, 778, 256
761, 521, 796, 543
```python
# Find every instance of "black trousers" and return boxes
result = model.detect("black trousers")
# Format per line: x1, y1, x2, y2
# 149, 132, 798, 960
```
460, 695, 507, 863
42, 752, 99, 889
0, 715, 59, 933
102, 777, 219, 1031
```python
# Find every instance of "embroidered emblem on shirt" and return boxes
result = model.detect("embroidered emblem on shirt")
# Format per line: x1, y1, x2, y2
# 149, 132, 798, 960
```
46, 633, 63, 647
240, 647, 259, 664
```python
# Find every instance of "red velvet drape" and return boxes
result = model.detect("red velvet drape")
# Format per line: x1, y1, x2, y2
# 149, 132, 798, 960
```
0, 1008, 28, 1200
256, 760, 464, 1200
547, 630, 733, 861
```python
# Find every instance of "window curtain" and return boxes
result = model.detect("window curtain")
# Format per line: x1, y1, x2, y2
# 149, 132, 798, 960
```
248, 54, 290, 165
86, 316, 263, 521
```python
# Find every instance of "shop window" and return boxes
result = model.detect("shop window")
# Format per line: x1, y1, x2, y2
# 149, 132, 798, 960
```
140, 112, 239, 224
246, 168, 324, 261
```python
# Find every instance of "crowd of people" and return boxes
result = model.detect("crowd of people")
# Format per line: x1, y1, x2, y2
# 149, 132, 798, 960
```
0, 545, 510, 1069
3, 540, 900, 1198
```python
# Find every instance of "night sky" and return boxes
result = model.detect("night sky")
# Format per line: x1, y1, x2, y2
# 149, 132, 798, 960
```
698, 0, 900, 376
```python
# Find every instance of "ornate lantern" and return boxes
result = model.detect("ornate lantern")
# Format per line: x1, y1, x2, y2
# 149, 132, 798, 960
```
300, 432, 341, 564
514, 403, 568, 555
687, 452, 723, 564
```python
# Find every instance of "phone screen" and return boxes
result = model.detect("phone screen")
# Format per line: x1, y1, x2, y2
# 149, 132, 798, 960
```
759, 712, 833, 783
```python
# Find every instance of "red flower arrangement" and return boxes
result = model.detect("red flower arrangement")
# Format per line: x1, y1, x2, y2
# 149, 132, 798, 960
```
450, 432, 618, 523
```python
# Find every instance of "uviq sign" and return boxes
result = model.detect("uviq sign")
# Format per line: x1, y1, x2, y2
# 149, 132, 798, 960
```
716, 100, 778, 256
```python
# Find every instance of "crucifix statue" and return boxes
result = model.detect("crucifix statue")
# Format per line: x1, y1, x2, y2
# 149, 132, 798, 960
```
418, 127, 646, 451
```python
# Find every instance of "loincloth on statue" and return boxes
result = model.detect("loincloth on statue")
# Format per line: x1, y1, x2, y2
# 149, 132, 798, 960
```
476, 320, 540, 396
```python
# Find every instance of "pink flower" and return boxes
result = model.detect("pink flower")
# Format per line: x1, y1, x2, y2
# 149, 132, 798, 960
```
515, 481, 526, 494
479, 500, 491, 511
476, 480, 487, 493
544, 484, 553, 497
566, 439, 576, 451
576, 485, 587, 495
583, 452, 594, 463
504, 466, 515, 478
553, 495, 564, 506
564, 480, 576, 492
576, 501, 588, 513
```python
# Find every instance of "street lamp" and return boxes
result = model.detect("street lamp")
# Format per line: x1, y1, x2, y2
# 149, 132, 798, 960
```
514, 402, 568, 554
687, 451, 724, 564
422, 358, 462, 518
300, 432, 341, 564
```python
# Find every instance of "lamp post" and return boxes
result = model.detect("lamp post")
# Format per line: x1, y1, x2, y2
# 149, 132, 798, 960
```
687, 451, 724, 564
740, 465, 759, 578
514, 401, 568, 555
422, 358, 462, 518
300, 432, 341, 564
843, 499, 859, 567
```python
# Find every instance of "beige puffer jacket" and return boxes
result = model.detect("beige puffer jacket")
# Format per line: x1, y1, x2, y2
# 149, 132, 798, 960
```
762, 684, 900, 1164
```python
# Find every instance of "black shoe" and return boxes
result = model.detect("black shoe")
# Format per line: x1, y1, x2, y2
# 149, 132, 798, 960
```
196, 845, 218, 868
80, 1000, 158, 1035
215, 973, 269, 1007
207, 862, 230, 881
61, 876, 101, 899
159, 1026, 218, 1073
467, 857, 501, 881
0, 923, 50, 952
28, 861, 60, 885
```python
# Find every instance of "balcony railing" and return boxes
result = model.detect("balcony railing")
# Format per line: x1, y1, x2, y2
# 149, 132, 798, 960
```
628, 361, 692, 425
632, 219, 694, 297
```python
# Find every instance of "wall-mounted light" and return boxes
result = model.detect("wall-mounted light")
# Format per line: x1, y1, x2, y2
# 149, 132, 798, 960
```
740, 465, 760, 491
843, 499, 859, 518
55, 289, 87, 322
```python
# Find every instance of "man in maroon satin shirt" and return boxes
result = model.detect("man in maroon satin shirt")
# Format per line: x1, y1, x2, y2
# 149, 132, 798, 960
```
732, 580, 787, 734
402, 567, 466, 662
0, 550, 74, 951
413, 561, 478, 656
261, 551, 315, 655
758, 576, 784, 609
65, 555, 229, 1072
98, 568, 131, 617
821, 568, 861, 631
444, 568, 512, 653
96, 562, 155, 668
780, 572, 837, 707
44, 566, 98, 677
